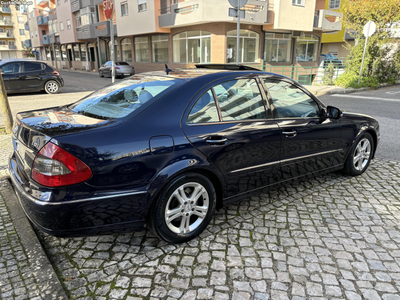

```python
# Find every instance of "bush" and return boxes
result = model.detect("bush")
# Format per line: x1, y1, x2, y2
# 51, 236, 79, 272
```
322, 62, 335, 86
335, 73, 379, 89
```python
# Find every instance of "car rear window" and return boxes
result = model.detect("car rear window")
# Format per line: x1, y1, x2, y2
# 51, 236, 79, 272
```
116, 62, 130, 66
69, 76, 183, 119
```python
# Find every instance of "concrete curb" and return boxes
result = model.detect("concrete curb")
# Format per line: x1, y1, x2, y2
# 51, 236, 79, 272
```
0, 177, 68, 300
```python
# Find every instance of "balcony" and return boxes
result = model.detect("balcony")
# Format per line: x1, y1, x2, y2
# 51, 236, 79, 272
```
0, 32, 14, 38
25, 22, 29, 30
42, 34, 50, 45
0, 7, 11, 14
159, 0, 269, 28
71, 0, 82, 13
77, 24, 96, 39
94, 0, 102, 4
49, 33, 60, 44
24, 39, 32, 47
0, 20, 13, 26
94, 21, 118, 37
0, 45, 17, 50
49, 8, 57, 21
82, 0, 94, 8
313, 10, 342, 32
37, 15, 50, 26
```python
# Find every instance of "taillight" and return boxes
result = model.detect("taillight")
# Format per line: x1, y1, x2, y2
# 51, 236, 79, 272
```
115, 67, 120, 69
132, 67, 134, 69
32, 142, 92, 187
53, 70, 60, 76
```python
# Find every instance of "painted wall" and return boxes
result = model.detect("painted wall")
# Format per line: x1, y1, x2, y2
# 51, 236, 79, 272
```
274, 0, 317, 32
56, 0, 78, 44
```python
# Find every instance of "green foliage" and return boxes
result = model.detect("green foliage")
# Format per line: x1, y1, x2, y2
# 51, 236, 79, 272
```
335, 72, 379, 89
22, 46, 35, 58
322, 62, 336, 86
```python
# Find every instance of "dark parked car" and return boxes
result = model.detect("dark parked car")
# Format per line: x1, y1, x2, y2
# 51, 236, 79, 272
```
9, 65, 379, 243
322, 54, 344, 68
99, 61, 135, 78
0, 59, 64, 94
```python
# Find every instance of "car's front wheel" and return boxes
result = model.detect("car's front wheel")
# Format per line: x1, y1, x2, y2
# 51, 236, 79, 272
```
147, 173, 216, 243
44, 80, 60, 94
344, 132, 374, 176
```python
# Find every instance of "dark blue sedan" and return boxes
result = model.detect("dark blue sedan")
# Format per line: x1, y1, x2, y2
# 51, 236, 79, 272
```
9, 65, 379, 243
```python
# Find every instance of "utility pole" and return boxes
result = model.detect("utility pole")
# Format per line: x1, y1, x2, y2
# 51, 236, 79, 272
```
0, 73, 13, 133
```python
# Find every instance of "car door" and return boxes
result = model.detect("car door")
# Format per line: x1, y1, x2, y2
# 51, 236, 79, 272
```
1, 62, 23, 92
261, 76, 343, 181
182, 76, 282, 199
21, 61, 45, 91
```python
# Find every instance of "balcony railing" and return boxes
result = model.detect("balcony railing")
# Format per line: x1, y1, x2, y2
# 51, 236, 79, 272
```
76, 24, 96, 39
37, 15, 50, 25
94, 21, 117, 37
71, 0, 82, 13
49, 8, 57, 21
0, 20, 13, 26
313, 9, 342, 32
82, 0, 94, 7
0, 32, 14, 38
42, 34, 50, 45
0, 45, 17, 50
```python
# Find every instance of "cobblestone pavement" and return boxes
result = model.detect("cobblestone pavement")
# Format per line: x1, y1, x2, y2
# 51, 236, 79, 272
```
32, 158, 400, 300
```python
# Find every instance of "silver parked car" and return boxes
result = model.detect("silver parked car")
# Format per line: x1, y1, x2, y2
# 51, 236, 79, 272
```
99, 61, 135, 78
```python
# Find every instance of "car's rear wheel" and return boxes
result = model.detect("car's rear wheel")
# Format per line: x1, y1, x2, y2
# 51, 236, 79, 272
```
147, 173, 216, 243
44, 80, 60, 94
344, 132, 374, 176
99, 71, 103, 77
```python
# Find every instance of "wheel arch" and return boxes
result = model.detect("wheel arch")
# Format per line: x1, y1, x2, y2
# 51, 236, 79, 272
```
364, 129, 378, 159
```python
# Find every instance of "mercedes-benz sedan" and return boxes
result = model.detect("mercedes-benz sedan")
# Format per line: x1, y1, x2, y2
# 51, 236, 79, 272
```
9, 65, 379, 243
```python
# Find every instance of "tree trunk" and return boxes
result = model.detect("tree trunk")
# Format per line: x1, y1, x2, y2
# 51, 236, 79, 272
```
0, 73, 13, 134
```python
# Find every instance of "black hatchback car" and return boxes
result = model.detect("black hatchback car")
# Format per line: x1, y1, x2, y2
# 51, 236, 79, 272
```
9, 65, 379, 243
0, 59, 64, 94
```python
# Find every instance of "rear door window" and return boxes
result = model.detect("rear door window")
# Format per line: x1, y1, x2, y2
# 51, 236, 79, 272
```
23, 62, 43, 72
213, 78, 267, 121
187, 90, 219, 124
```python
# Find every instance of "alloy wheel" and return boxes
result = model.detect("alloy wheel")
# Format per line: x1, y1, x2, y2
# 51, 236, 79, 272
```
353, 138, 371, 171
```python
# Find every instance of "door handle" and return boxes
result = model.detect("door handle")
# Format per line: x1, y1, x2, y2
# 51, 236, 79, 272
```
205, 136, 228, 146
282, 130, 297, 138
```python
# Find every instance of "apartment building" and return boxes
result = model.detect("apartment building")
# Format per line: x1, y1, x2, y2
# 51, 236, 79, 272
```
321, 0, 354, 58
26, 0, 341, 77
0, 2, 29, 59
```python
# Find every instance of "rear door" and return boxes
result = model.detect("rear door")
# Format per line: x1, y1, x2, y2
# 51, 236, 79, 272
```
1, 62, 23, 92
182, 76, 282, 199
261, 76, 343, 180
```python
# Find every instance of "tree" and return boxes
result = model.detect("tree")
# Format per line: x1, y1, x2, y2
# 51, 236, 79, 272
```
22, 46, 36, 58
336, 0, 400, 88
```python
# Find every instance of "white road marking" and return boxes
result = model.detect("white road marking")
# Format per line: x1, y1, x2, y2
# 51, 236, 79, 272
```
386, 91, 400, 95
331, 94, 400, 102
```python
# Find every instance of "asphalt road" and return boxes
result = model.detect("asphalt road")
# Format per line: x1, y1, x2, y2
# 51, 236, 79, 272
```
319, 85, 400, 162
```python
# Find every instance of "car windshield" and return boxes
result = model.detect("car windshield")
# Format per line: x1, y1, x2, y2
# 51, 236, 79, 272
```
69, 76, 183, 119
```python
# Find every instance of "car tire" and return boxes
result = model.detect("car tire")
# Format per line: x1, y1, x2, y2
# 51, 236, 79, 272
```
99, 71, 103, 77
343, 132, 374, 176
44, 80, 60, 94
147, 173, 216, 243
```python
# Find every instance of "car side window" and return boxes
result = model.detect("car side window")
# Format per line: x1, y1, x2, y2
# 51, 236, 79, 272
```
187, 90, 219, 124
213, 78, 266, 121
24, 62, 42, 72
263, 78, 320, 118
2, 63, 22, 74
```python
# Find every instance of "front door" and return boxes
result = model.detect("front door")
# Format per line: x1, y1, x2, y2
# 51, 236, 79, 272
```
1, 62, 23, 92
182, 76, 282, 199
261, 77, 343, 180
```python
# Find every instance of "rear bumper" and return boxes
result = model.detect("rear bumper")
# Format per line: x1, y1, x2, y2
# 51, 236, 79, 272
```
9, 153, 148, 237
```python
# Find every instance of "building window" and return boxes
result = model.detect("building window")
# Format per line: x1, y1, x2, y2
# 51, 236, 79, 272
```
8, 41, 14, 46
17, 16, 24, 23
80, 44, 87, 61
60, 22, 64, 31
46, 48, 51, 60
19, 29, 25, 35
0, 41, 5, 45
77, 7, 97, 27
73, 44, 80, 61
264, 32, 292, 63
121, 38, 133, 62
295, 33, 319, 62
138, 0, 147, 12
227, 30, 259, 63
173, 31, 211, 63
151, 34, 168, 63
328, 0, 340, 9
135, 36, 149, 62
66, 19, 71, 29
61, 45, 66, 60
108, 40, 120, 61
121, 2, 128, 16
55, 46, 61, 61
292, 0, 304, 6
35, 30, 38, 37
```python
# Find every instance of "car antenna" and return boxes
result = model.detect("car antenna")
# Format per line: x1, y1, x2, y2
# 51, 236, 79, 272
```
165, 64, 172, 75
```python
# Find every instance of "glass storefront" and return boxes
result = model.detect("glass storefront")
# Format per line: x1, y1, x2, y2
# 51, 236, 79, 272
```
135, 36, 149, 63
172, 31, 211, 63
121, 38, 133, 62
80, 44, 87, 62
264, 32, 292, 63
151, 34, 168, 63
73, 44, 80, 61
227, 30, 259, 63
108, 40, 120, 61
295, 33, 319, 62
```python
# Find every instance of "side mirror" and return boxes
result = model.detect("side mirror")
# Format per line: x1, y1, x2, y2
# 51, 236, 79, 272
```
327, 106, 342, 119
